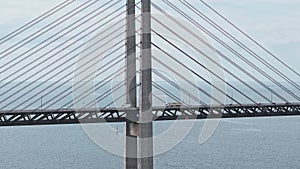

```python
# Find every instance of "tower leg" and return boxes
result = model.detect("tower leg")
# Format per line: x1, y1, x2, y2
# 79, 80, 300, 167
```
139, 0, 153, 168
125, 0, 138, 168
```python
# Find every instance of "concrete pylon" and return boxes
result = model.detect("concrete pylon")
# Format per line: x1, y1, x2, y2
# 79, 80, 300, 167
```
124, 0, 153, 168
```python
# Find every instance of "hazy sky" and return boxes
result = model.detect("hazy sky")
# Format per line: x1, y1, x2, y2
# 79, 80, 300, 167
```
208, 0, 300, 64
0, 0, 299, 80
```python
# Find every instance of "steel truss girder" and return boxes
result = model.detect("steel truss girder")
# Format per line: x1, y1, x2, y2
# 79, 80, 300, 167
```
0, 103, 300, 126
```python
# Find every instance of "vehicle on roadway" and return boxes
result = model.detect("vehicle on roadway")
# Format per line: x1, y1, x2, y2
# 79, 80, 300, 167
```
165, 102, 182, 108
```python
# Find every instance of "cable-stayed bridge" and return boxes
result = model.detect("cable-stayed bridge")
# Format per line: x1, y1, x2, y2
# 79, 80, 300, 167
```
1, 0, 300, 169
1, 0, 300, 123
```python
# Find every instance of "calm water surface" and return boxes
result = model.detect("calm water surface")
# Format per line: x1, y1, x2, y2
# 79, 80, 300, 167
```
0, 116, 299, 169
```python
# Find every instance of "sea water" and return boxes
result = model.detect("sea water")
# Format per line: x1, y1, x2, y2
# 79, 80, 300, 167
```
0, 116, 299, 169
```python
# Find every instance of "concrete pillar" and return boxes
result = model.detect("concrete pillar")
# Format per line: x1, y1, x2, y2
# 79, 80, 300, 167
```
139, 0, 153, 169
125, 0, 138, 169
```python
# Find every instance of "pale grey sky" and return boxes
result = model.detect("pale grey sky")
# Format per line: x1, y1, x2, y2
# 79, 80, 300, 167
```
0, 0, 299, 81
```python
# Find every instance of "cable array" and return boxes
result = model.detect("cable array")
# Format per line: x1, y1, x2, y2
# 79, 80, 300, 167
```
0, 0, 75, 45
1, 0, 131, 111
139, 0, 300, 106
180, 0, 300, 92
161, 0, 299, 101
197, 0, 300, 79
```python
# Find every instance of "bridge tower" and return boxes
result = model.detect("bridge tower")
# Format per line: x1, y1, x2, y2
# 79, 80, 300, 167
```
125, 0, 153, 169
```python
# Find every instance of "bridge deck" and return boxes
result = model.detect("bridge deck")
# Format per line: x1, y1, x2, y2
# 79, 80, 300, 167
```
0, 103, 300, 126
